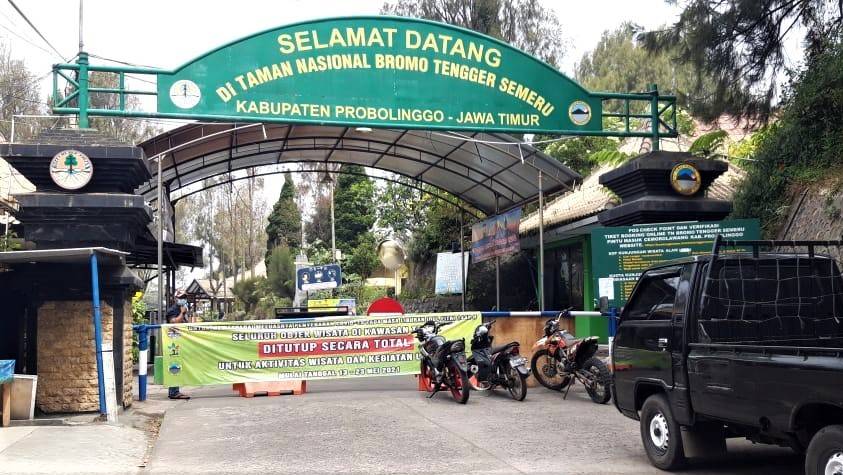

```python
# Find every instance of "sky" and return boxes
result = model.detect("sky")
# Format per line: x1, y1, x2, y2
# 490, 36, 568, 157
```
0, 0, 683, 199
2, 0, 683, 76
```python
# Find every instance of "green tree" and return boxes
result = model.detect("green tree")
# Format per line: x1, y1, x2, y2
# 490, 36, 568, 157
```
576, 22, 715, 115
375, 176, 427, 244
688, 130, 729, 158
131, 296, 148, 362
407, 194, 468, 264
731, 30, 843, 236
639, 0, 842, 122
381, 0, 566, 66
266, 245, 295, 299
333, 165, 376, 255
265, 173, 302, 263
231, 276, 265, 315
535, 135, 621, 176
345, 232, 382, 281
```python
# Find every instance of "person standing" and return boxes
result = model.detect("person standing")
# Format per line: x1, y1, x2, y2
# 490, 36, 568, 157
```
165, 288, 190, 400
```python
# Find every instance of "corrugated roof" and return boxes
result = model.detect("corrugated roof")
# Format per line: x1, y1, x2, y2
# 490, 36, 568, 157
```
0, 247, 127, 265
520, 163, 618, 234
136, 123, 582, 217
0, 157, 35, 216
520, 157, 744, 235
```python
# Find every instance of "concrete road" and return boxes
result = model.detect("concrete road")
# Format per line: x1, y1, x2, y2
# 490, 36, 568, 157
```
142, 376, 804, 475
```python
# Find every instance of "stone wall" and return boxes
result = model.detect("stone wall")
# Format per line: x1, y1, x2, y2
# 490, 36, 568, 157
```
776, 186, 843, 262
400, 296, 463, 314
121, 300, 134, 408
779, 186, 843, 241
36, 299, 131, 413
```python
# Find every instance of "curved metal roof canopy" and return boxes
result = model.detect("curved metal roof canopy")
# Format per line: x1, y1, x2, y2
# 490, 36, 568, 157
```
137, 122, 580, 216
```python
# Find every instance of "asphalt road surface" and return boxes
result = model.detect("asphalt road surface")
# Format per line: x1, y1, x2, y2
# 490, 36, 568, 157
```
140, 375, 804, 474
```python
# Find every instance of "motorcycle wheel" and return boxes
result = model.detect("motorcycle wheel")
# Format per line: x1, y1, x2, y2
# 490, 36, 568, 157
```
419, 360, 435, 392
580, 357, 611, 404
530, 349, 571, 391
445, 361, 470, 404
505, 366, 528, 401
466, 357, 491, 391
468, 377, 492, 391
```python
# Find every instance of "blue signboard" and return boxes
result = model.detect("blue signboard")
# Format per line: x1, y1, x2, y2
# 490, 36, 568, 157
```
297, 264, 342, 291
0, 360, 14, 384
435, 252, 469, 294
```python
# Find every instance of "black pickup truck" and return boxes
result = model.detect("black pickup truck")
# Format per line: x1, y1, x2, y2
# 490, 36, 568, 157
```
611, 237, 843, 474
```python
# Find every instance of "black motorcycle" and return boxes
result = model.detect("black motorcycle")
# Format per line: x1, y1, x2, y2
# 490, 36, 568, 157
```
413, 320, 470, 404
467, 320, 530, 401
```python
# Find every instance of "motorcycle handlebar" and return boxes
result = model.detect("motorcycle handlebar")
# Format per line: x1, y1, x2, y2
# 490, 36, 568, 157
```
555, 306, 575, 320
411, 321, 443, 335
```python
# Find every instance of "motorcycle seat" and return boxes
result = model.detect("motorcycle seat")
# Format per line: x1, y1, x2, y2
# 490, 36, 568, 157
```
490, 341, 519, 354
558, 334, 582, 348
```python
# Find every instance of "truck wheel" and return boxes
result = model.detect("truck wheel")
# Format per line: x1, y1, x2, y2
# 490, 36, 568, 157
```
640, 394, 687, 470
805, 425, 843, 475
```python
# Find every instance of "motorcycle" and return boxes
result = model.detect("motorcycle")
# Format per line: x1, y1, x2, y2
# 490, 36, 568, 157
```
530, 309, 611, 404
466, 320, 530, 401
412, 320, 470, 404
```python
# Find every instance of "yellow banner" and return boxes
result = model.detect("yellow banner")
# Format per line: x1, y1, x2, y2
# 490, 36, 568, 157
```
161, 312, 480, 386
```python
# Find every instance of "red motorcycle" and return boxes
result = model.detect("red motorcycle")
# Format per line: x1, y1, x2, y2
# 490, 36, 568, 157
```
530, 309, 611, 404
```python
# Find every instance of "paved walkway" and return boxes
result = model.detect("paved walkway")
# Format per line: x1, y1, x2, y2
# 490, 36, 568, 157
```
0, 375, 805, 475
0, 384, 174, 475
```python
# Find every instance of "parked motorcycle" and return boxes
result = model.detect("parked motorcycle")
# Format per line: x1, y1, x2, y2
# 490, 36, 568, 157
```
530, 309, 611, 404
466, 320, 530, 401
413, 320, 470, 404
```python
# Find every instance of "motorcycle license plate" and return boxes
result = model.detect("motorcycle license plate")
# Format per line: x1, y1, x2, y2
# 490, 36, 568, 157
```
510, 356, 527, 366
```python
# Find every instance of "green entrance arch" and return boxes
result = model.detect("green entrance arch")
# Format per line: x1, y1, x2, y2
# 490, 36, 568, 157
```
53, 16, 678, 144
48, 15, 680, 312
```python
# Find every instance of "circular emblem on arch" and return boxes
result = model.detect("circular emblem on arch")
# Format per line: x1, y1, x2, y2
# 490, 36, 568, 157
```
670, 163, 701, 196
568, 101, 591, 126
49, 149, 93, 190
169, 79, 201, 109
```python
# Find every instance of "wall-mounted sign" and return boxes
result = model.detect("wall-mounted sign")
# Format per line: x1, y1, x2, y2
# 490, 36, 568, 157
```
590, 219, 760, 307
297, 264, 341, 291
49, 149, 93, 190
156, 17, 602, 133
471, 208, 521, 262
435, 251, 469, 295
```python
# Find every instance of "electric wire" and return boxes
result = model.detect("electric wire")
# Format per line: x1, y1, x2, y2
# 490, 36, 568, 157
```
0, 21, 52, 56
6, 0, 68, 62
